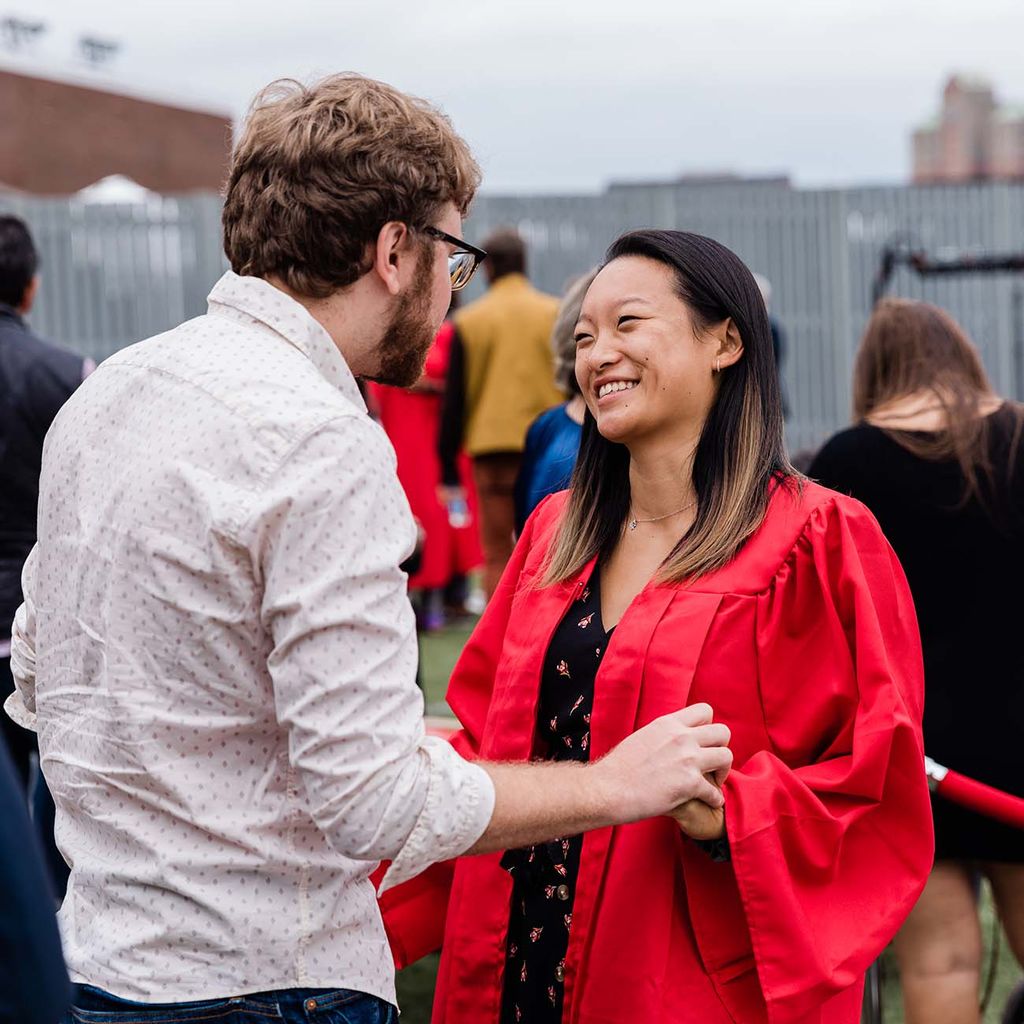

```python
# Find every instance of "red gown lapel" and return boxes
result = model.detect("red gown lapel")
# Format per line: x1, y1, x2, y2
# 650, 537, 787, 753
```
480, 561, 596, 761
563, 586, 725, 1019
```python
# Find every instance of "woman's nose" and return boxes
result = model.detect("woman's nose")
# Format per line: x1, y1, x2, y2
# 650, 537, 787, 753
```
588, 336, 621, 371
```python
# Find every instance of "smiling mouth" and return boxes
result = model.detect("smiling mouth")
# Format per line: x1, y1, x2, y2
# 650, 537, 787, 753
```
597, 380, 639, 399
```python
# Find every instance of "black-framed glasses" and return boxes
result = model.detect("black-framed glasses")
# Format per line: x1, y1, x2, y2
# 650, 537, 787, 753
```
421, 226, 487, 291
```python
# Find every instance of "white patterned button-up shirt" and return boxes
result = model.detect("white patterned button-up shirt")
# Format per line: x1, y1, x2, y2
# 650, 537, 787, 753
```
5, 272, 495, 1004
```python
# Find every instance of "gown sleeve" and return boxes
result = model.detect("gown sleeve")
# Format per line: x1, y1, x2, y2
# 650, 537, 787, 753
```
683, 495, 932, 1023
377, 497, 554, 967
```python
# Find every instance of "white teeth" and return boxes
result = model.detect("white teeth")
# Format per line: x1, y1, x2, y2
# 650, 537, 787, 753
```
597, 380, 638, 399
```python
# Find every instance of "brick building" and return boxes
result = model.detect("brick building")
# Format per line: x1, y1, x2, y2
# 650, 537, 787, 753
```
912, 74, 1024, 183
0, 64, 231, 195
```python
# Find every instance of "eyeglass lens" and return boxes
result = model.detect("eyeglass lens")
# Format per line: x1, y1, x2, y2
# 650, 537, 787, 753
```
449, 251, 477, 290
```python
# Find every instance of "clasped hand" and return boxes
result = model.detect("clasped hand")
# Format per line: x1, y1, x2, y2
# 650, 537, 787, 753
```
670, 776, 726, 841
594, 702, 731, 839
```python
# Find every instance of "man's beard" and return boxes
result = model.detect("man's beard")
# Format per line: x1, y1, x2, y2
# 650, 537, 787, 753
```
369, 250, 437, 388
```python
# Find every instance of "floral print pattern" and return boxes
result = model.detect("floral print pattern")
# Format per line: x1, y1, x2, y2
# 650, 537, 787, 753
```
500, 569, 612, 1024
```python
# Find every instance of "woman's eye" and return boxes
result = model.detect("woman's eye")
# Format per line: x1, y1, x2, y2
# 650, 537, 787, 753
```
618, 315, 639, 327
574, 334, 592, 346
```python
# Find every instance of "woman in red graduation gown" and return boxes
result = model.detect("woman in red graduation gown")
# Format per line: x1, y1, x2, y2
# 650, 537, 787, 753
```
382, 230, 933, 1024
369, 320, 481, 599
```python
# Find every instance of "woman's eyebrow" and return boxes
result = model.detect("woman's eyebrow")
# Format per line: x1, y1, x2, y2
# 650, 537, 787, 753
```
577, 297, 653, 328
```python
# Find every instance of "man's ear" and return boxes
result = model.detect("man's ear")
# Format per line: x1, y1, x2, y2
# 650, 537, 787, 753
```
371, 222, 414, 297
18, 275, 40, 315
716, 317, 744, 370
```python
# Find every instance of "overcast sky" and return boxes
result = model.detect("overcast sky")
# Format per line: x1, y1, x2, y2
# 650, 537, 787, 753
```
10, 0, 1024, 194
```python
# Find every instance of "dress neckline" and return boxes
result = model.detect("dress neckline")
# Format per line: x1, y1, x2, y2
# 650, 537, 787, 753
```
589, 564, 616, 636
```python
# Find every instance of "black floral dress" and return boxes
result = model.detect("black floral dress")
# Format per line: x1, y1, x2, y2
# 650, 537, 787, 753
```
499, 569, 611, 1024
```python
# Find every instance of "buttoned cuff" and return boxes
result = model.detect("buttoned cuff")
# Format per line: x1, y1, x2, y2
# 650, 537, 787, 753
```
379, 736, 495, 893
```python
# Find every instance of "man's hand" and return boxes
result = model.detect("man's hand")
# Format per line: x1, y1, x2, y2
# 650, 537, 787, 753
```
592, 703, 732, 824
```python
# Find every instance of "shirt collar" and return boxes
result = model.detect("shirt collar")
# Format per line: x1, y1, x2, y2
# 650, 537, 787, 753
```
0, 303, 26, 328
206, 271, 366, 413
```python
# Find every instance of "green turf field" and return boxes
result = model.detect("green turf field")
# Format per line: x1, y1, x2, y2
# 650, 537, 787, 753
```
402, 617, 1023, 1023
419, 615, 476, 715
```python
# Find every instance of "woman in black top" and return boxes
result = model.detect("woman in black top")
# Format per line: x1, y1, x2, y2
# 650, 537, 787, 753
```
809, 298, 1024, 1024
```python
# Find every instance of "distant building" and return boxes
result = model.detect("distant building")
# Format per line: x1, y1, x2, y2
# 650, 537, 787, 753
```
992, 108, 1024, 179
912, 74, 1024, 183
0, 64, 231, 195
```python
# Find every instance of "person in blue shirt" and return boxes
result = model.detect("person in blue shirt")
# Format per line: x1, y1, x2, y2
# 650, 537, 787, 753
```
514, 270, 597, 535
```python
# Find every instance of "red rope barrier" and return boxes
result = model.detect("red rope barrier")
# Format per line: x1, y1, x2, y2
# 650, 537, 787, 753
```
926, 758, 1024, 830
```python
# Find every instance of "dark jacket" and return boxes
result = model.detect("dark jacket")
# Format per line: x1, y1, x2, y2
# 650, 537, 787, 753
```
0, 737, 70, 1023
0, 306, 86, 638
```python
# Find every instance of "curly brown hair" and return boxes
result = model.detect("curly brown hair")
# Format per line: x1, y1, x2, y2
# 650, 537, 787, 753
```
222, 74, 481, 299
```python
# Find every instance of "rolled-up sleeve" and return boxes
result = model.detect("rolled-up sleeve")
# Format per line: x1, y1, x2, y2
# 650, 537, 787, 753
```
251, 416, 494, 889
5, 547, 40, 732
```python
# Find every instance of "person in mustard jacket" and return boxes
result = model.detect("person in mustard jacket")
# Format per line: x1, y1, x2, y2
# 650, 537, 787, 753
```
439, 228, 563, 597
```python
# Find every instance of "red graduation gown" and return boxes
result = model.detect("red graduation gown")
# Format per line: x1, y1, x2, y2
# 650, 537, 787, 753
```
368, 322, 481, 590
382, 479, 933, 1024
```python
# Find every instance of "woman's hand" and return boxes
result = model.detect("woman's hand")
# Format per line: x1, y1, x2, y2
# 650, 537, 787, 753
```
671, 776, 726, 841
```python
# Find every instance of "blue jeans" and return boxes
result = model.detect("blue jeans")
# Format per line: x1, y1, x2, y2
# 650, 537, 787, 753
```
63, 985, 397, 1024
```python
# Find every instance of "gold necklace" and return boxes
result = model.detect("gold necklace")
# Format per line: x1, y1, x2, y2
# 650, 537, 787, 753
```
627, 500, 696, 531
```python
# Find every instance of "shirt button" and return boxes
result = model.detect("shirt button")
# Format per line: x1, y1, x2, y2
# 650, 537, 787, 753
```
556, 884, 570, 901
305, 999, 317, 1011
555, 965, 566, 981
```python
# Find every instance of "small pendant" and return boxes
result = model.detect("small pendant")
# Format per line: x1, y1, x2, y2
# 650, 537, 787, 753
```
628, 518, 638, 531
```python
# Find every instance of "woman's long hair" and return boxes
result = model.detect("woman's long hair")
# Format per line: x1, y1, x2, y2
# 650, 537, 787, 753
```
542, 230, 793, 586
853, 298, 1022, 503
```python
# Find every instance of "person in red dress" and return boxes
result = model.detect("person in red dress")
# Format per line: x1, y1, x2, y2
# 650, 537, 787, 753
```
369, 318, 481, 626
381, 230, 933, 1023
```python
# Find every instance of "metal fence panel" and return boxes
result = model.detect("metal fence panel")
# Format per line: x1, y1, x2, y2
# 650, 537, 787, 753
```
471, 180, 1024, 453
5, 181, 1024, 456
0, 191, 227, 365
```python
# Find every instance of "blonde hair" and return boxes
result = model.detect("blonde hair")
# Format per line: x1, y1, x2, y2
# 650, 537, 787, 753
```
222, 74, 481, 298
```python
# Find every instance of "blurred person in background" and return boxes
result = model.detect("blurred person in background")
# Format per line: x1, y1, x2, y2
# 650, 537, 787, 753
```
383, 231, 932, 1024
0, 214, 91, 901
754, 271, 788, 419
439, 227, 562, 598
514, 269, 598, 536
369, 298, 482, 631
809, 298, 1024, 1024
